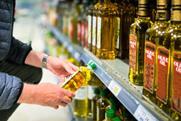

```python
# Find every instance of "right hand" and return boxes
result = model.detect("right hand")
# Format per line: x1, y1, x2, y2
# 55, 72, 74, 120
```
18, 83, 75, 109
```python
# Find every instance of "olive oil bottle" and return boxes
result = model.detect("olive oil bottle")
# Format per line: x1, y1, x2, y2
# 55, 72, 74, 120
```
92, 0, 104, 55
169, 0, 181, 120
61, 61, 96, 92
96, 0, 120, 59
143, 0, 170, 104
129, 0, 152, 85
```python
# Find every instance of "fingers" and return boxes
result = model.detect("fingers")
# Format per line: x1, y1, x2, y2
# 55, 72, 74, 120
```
68, 63, 78, 71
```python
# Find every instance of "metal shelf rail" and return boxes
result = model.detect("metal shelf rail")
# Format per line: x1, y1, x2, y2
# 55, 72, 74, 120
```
48, 25, 172, 121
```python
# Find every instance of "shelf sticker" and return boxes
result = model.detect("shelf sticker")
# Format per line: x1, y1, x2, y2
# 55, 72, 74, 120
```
108, 80, 122, 97
134, 105, 157, 121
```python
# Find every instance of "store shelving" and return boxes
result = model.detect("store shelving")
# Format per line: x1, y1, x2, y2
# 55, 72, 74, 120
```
47, 24, 173, 121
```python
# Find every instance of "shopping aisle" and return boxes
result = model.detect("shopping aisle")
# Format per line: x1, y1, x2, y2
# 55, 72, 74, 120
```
8, 16, 73, 121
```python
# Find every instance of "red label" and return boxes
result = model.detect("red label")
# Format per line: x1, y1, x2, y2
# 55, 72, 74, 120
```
144, 41, 156, 93
129, 34, 137, 72
172, 51, 181, 112
77, 22, 82, 42
156, 47, 169, 103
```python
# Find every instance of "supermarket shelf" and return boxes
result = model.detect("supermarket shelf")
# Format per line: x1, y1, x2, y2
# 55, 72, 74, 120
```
47, 25, 173, 121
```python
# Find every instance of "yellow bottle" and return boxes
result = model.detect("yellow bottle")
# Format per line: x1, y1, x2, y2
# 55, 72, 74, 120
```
169, 0, 181, 120
96, 0, 120, 59
61, 61, 97, 92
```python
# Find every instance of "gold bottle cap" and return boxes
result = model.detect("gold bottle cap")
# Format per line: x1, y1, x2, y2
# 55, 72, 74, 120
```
172, 0, 181, 6
157, 0, 167, 6
139, 0, 148, 5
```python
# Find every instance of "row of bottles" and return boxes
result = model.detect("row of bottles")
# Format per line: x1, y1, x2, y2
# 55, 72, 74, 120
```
72, 76, 136, 121
46, 0, 180, 120
128, 0, 180, 120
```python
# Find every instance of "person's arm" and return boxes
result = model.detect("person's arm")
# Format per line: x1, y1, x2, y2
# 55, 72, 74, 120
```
7, 37, 32, 64
0, 72, 23, 110
17, 83, 74, 108
25, 50, 78, 79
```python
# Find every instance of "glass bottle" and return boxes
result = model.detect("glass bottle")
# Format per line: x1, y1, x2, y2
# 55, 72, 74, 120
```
96, 89, 112, 121
117, 1, 136, 59
87, 76, 103, 118
96, 0, 120, 59
143, 0, 170, 104
92, 88, 100, 121
129, 0, 152, 85
169, 0, 181, 120
87, 0, 97, 51
92, 0, 104, 55
61, 61, 96, 92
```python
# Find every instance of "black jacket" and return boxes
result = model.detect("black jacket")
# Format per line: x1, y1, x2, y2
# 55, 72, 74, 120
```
0, 0, 32, 109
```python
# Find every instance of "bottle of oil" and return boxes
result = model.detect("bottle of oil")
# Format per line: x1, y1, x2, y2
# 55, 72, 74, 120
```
96, 89, 112, 121
87, 0, 94, 51
61, 61, 97, 92
92, 0, 104, 55
143, 0, 170, 104
92, 87, 101, 121
87, 75, 103, 118
96, 0, 120, 59
129, 0, 152, 85
169, 0, 181, 120
117, 1, 136, 59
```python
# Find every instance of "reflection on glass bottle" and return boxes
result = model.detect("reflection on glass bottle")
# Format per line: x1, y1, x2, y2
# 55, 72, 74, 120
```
143, 0, 170, 105
169, 0, 181, 120
129, 0, 152, 86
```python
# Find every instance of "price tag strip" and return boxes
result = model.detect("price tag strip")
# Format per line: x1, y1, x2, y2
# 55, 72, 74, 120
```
108, 80, 122, 97
134, 105, 158, 121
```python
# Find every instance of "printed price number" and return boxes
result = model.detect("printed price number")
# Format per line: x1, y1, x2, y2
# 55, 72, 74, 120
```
108, 80, 122, 96
134, 105, 157, 121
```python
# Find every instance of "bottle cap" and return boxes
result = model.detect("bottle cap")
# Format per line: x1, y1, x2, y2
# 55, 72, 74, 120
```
106, 108, 115, 118
87, 60, 97, 70
94, 88, 100, 95
112, 117, 121, 121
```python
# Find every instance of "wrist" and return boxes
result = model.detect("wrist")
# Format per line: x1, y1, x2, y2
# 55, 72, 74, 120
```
41, 54, 49, 69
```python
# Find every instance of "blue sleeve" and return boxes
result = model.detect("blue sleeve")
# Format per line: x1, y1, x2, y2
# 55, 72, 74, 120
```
0, 72, 23, 109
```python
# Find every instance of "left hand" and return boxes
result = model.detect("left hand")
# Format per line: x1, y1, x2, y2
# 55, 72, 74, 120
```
46, 56, 78, 79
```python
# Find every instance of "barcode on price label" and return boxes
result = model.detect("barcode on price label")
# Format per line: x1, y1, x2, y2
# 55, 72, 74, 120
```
108, 80, 122, 96
134, 105, 158, 121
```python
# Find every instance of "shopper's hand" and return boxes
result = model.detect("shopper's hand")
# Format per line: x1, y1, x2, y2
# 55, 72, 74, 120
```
47, 56, 78, 79
18, 83, 75, 109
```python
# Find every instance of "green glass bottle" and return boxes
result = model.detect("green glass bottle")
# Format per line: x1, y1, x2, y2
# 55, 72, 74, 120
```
104, 108, 116, 121
129, 0, 152, 86
143, 0, 170, 104
169, 0, 181, 120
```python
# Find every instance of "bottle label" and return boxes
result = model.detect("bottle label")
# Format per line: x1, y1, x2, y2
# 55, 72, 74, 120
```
172, 51, 181, 112
144, 41, 156, 93
129, 34, 137, 72
116, 17, 121, 49
97, 17, 102, 49
88, 86, 96, 99
92, 16, 97, 46
156, 46, 169, 103
74, 86, 87, 100
88, 15, 92, 45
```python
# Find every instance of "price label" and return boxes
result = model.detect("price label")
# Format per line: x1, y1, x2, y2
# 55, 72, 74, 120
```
108, 80, 122, 96
134, 105, 157, 121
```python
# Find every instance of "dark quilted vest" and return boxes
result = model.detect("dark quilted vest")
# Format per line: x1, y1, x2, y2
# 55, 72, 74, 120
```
0, 0, 14, 61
